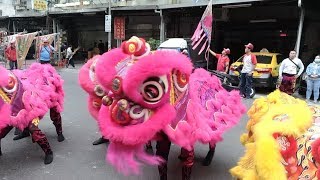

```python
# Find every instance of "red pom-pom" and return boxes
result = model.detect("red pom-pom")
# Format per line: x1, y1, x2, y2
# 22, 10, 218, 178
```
121, 36, 148, 57
122, 41, 138, 55
133, 38, 146, 56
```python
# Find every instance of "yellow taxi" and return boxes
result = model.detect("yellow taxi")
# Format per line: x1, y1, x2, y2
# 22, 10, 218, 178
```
228, 49, 283, 89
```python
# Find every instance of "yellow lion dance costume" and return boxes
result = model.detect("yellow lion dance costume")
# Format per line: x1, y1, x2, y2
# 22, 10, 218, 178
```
230, 90, 320, 180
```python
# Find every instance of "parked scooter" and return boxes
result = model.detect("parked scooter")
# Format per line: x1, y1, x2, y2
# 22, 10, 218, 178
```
209, 65, 255, 98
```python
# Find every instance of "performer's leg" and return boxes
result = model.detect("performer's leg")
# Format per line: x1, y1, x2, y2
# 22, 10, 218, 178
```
28, 120, 53, 164
181, 148, 194, 180
70, 58, 75, 68
202, 143, 216, 166
14, 127, 22, 135
0, 126, 13, 156
13, 128, 30, 140
145, 141, 153, 154
50, 108, 65, 142
146, 141, 152, 149
178, 148, 188, 161
14, 61, 18, 69
9, 61, 14, 70
92, 136, 109, 145
156, 132, 171, 180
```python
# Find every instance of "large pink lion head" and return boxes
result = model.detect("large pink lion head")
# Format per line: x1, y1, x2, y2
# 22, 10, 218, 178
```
96, 36, 192, 136
95, 36, 193, 174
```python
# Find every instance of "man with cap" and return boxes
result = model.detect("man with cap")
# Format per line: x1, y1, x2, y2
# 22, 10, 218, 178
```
38, 38, 55, 64
5, 40, 17, 70
209, 48, 231, 73
240, 43, 257, 99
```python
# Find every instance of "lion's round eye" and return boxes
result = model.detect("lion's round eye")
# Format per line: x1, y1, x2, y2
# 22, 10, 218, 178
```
173, 70, 188, 92
141, 77, 166, 103
3, 75, 17, 93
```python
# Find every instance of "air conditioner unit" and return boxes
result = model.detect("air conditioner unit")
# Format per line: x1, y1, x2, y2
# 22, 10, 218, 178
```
213, 8, 229, 22
15, 4, 27, 10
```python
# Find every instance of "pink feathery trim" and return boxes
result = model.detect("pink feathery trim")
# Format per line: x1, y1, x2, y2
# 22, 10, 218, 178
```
107, 142, 164, 175
0, 66, 9, 87
0, 104, 11, 130
95, 48, 127, 92
165, 68, 246, 150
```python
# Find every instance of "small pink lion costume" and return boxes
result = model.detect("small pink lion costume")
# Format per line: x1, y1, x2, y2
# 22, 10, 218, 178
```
78, 53, 125, 145
91, 36, 246, 179
0, 63, 65, 164
78, 55, 104, 120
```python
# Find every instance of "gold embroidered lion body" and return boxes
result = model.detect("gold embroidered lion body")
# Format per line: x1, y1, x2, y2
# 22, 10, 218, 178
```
230, 90, 320, 180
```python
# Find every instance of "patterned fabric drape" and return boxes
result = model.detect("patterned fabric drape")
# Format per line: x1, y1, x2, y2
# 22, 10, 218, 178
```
191, 0, 213, 61
3, 32, 26, 47
16, 32, 38, 69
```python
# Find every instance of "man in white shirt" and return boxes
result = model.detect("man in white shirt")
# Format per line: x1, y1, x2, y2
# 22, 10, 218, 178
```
240, 43, 257, 99
278, 50, 304, 95
66, 45, 75, 68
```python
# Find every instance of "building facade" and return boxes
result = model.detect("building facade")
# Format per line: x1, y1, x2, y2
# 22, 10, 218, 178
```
0, 0, 318, 64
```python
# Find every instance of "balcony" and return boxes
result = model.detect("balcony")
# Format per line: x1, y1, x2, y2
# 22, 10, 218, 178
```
9, 0, 267, 16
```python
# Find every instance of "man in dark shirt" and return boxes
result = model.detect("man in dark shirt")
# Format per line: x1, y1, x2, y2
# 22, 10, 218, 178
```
98, 40, 104, 55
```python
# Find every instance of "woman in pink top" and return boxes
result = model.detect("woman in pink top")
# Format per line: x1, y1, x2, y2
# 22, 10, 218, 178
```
209, 48, 230, 73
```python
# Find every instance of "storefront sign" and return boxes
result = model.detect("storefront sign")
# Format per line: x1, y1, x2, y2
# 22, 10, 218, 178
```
105, 15, 112, 33
32, 0, 48, 11
114, 17, 125, 40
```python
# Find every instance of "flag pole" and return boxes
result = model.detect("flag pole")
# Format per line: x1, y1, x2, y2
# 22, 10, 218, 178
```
191, 0, 213, 71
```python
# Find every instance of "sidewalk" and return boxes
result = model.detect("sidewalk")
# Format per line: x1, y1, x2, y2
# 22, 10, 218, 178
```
0, 59, 37, 69
0, 59, 84, 69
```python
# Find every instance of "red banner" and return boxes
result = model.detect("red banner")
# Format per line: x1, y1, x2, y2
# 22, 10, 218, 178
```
114, 17, 125, 40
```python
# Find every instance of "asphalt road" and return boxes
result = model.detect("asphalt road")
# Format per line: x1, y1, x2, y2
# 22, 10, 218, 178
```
0, 64, 292, 180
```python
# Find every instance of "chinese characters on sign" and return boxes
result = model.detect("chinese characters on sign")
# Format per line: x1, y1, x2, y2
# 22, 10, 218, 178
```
32, 0, 47, 11
105, 15, 112, 32
114, 17, 125, 40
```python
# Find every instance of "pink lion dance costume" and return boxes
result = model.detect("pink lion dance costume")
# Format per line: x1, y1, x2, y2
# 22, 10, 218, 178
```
89, 36, 246, 179
0, 63, 65, 164
78, 41, 153, 149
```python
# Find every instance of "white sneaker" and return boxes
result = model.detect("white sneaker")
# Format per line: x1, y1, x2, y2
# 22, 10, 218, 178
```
306, 99, 312, 104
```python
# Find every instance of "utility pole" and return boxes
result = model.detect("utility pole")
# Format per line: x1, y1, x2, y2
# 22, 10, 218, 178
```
295, 0, 304, 57
108, 0, 112, 50
46, 0, 51, 34
155, 9, 165, 43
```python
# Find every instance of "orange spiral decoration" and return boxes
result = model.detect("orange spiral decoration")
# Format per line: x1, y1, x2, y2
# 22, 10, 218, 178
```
121, 36, 147, 56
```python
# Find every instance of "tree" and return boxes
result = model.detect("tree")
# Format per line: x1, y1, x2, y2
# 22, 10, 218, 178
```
147, 38, 160, 50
